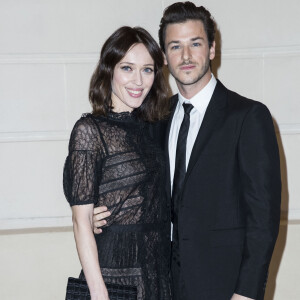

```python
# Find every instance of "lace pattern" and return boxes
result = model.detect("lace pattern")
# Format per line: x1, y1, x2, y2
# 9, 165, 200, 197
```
64, 113, 171, 299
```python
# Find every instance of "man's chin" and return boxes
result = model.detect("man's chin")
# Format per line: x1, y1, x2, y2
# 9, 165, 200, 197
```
175, 76, 201, 86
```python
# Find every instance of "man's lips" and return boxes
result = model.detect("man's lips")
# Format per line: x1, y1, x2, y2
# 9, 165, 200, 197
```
126, 88, 143, 98
180, 64, 195, 70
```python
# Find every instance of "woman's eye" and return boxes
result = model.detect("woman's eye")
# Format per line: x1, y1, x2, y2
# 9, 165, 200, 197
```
144, 67, 154, 73
121, 66, 132, 71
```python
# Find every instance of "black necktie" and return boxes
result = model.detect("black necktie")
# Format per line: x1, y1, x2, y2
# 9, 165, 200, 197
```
171, 103, 193, 271
172, 103, 193, 207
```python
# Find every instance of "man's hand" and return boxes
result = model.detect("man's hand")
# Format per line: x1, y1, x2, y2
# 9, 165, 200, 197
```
231, 293, 254, 300
93, 206, 111, 234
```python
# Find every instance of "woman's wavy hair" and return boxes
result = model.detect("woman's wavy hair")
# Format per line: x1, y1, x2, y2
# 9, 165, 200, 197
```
89, 26, 169, 122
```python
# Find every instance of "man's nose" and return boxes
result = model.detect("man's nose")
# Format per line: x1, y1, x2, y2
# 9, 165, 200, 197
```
182, 45, 191, 62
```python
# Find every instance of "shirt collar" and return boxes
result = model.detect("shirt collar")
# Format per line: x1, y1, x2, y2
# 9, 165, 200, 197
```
178, 74, 217, 114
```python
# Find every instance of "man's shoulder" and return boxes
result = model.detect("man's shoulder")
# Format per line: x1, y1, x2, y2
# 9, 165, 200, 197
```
218, 80, 267, 112
169, 94, 178, 107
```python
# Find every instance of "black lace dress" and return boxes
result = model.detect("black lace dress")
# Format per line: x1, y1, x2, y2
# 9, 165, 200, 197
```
63, 112, 171, 300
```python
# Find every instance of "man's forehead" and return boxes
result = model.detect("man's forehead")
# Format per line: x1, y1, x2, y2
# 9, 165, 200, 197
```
164, 20, 206, 41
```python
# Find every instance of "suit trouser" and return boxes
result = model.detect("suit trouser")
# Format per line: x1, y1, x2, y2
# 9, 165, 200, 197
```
171, 243, 187, 300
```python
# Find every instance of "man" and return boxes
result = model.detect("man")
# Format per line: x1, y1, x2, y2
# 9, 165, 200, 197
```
93, 2, 281, 300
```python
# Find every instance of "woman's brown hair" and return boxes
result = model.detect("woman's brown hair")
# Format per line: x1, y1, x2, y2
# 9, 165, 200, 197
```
89, 26, 169, 122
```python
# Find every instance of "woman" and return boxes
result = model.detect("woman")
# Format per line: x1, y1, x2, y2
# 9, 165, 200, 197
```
63, 26, 171, 300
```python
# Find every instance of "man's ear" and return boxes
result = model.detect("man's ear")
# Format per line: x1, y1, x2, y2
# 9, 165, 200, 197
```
163, 52, 168, 65
209, 41, 216, 60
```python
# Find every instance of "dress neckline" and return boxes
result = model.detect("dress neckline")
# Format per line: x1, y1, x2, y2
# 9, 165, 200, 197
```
107, 110, 137, 121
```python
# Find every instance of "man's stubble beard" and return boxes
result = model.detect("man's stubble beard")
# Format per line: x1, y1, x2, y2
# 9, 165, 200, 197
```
169, 55, 211, 87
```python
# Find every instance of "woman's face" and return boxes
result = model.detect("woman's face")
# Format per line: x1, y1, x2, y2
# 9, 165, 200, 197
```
111, 43, 155, 112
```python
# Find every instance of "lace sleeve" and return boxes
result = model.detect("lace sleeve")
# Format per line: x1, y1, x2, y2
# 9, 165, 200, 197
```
63, 116, 101, 206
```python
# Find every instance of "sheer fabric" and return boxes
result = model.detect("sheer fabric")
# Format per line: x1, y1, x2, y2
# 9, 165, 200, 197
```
64, 112, 171, 300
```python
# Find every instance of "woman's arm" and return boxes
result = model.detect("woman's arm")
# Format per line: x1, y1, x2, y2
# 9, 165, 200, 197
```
72, 204, 109, 300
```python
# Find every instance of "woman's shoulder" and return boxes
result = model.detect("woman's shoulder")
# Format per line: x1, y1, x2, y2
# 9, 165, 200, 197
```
69, 113, 101, 151
73, 113, 104, 133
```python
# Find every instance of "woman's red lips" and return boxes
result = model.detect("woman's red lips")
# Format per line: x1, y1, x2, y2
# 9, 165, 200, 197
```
126, 88, 143, 98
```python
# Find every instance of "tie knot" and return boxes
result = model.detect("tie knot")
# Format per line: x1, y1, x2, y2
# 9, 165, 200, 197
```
183, 103, 193, 114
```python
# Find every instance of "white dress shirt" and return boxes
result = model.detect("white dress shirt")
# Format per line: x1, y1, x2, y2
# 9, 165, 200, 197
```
169, 74, 217, 193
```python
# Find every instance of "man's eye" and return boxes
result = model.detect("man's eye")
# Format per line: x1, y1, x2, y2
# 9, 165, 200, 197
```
144, 67, 154, 73
121, 66, 132, 71
192, 42, 201, 47
171, 45, 180, 50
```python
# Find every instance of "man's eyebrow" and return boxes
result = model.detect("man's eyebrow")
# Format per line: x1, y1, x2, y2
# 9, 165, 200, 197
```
167, 37, 204, 47
167, 40, 180, 47
191, 37, 204, 41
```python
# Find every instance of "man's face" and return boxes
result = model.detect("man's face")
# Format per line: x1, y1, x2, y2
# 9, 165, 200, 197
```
164, 20, 215, 90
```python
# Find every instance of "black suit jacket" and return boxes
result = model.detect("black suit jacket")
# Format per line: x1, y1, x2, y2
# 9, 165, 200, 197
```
165, 80, 281, 300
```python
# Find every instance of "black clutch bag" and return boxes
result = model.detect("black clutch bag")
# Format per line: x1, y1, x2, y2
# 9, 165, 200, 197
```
66, 277, 137, 300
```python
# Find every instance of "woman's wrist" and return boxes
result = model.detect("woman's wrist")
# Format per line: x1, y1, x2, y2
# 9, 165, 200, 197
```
90, 287, 108, 300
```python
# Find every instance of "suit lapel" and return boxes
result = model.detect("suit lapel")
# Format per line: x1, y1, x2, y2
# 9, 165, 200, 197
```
185, 80, 228, 183
165, 95, 179, 199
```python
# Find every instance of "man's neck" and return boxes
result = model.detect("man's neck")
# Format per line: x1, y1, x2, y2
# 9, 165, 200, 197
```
177, 71, 212, 100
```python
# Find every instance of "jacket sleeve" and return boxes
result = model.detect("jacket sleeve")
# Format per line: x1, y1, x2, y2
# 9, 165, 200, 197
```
235, 103, 281, 299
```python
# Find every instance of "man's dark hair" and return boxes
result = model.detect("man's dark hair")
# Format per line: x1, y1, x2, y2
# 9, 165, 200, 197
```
158, 1, 215, 52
